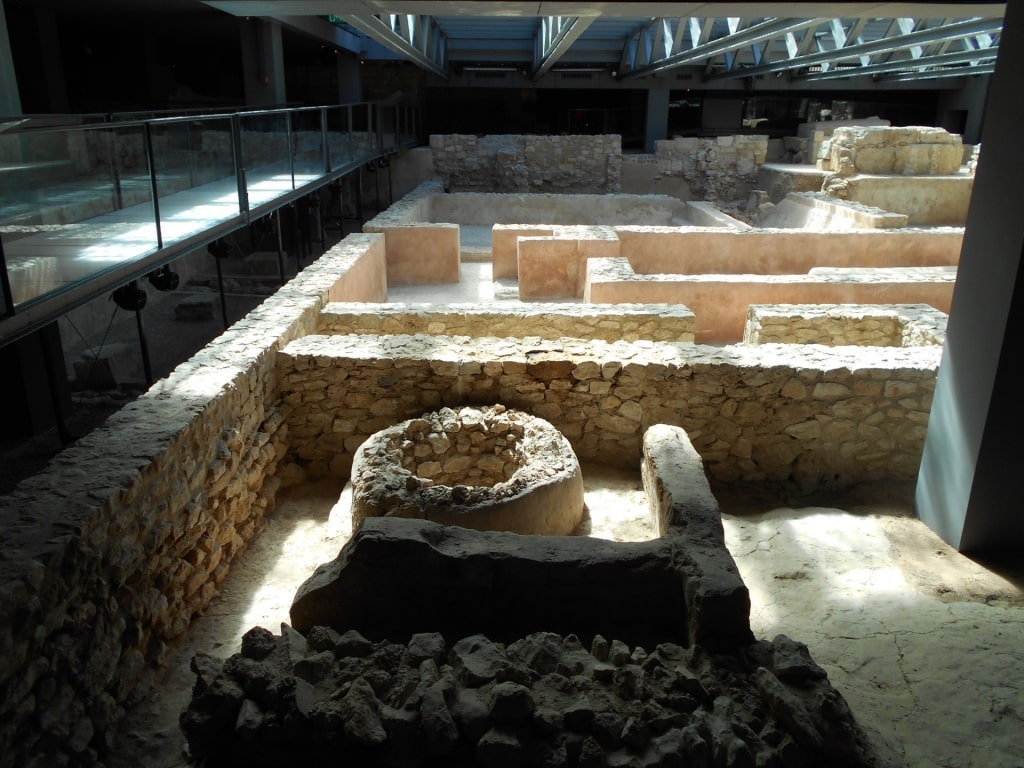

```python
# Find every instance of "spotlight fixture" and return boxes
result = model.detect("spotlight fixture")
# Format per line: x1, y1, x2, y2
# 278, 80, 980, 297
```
111, 281, 147, 311
207, 239, 231, 259
147, 265, 180, 292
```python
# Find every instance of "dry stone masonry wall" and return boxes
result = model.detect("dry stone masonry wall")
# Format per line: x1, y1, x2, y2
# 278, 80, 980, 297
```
276, 333, 939, 489
653, 135, 769, 203
430, 134, 622, 193
743, 304, 948, 347
0, 234, 385, 768
317, 303, 697, 344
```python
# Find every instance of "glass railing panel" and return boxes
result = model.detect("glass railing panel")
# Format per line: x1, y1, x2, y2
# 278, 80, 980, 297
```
290, 108, 325, 181
0, 123, 160, 308
350, 103, 376, 159
147, 116, 240, 246
239, 111, 292, 209
325, 105, 354, 170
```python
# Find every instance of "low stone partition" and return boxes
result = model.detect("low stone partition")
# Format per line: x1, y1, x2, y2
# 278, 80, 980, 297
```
821, 174, 973, 226
317, 302, 696, 343
585, 257, 956, 342
759, 192, 909, 230
362, 180, 459, 285
0, 234, 386, 766
517, 226, 622, 299
743, 303, 947, 347
616, 226, 962, 276
276, 332, 940, 486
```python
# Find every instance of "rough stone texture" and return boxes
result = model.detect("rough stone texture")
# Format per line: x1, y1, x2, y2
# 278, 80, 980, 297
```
653, 135, 769, 203
430, 134, 622, 193
820, 126, 964, 177
743, 303, 947, 347
0, 234, 385, 767
276, 332, 939, 489
181, 626, 895, 768
318, 302, 697, 344
350, 405, 586, 536
290, 516, 698, 646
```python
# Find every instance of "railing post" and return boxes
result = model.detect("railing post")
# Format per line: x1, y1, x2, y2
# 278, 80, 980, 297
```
143, 122, 164, 250
321, 107, 331, 174
231, 114, 249, 216
287, 111, 296, 190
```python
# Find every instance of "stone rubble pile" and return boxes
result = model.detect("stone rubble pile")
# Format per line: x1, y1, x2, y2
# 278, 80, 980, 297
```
181, 625, 888, 768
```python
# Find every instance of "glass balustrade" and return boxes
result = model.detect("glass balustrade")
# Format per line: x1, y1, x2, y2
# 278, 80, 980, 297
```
0, 102, 419, 336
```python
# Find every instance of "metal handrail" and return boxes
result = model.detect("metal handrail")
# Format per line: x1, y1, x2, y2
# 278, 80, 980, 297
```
0, 101, 422, 348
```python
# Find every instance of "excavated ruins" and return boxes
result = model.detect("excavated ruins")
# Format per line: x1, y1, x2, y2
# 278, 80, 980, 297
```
0, 125, 974, 767
180, 426, 894, 767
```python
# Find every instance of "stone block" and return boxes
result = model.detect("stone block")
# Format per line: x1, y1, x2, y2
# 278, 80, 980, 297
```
517, 236, 580, 299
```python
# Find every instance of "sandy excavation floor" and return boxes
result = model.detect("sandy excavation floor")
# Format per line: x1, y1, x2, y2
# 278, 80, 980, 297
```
106, 468, 1024, 768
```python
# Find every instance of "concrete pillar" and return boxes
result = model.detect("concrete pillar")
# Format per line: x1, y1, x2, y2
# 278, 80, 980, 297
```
915, 0, 1024, 552
0, 323, 71, 437
241, 18, 287, 107
0, 1, 22, 115
645, 88, 670, 153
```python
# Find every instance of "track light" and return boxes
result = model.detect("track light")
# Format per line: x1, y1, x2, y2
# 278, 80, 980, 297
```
111, 281, 147, 311
147, 265, 180, 292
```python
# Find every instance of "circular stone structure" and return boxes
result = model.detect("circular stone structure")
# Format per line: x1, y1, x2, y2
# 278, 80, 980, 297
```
350, 405, 585, 535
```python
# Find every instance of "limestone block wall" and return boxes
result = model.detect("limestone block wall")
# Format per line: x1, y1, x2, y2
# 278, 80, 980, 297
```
743, 303, 948, 347
653, 135, 769, 203
429, 134, 622, 192
428, 191, 690, 227
277, 333, 939, 486
317, 302, 697, 344
0, 234, 386, 767
820, 126, 964, 176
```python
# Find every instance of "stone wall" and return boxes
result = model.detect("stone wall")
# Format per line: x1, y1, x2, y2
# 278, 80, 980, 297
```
820, 126, 964, 176
585, 257, 957, 342
743, 303, 947, 347
276, 333, 939, 487
429, 134, 622, 193
652, 135, 769, 203
0, 234, 385, 767
318, 302, 697, 344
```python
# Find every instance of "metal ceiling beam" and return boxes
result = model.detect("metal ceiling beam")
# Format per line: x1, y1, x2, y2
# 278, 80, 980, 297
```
532, 16, 595, 79
795, 46, 1000, 81
618, 16, 828, 80
705, 16, 1003, 81
337, 11, 448, 78
879, 63, 996, 81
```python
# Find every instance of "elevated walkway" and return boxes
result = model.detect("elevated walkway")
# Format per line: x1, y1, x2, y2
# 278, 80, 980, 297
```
0, 103, 420, 348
